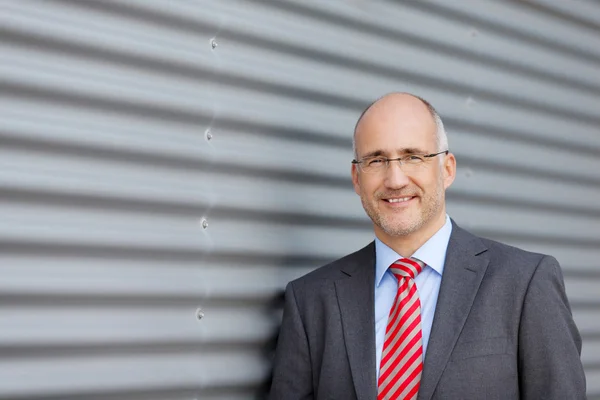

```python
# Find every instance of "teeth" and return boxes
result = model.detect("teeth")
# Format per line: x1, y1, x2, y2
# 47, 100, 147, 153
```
387, 197, 412, 203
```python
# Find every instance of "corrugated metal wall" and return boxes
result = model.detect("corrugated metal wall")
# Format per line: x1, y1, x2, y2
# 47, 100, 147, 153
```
1, 0, 599, 398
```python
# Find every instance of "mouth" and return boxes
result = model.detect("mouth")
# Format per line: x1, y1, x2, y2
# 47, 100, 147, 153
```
383, 196, 415, 203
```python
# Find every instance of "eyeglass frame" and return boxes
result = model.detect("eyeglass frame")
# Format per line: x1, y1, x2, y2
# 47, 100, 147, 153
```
351, 150, 449, 173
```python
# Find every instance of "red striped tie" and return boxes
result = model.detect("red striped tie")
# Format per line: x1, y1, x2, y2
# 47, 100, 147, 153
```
377, 257, 425, 400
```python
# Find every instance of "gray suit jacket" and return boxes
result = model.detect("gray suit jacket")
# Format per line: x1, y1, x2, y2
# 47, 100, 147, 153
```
269, 221, 586, 399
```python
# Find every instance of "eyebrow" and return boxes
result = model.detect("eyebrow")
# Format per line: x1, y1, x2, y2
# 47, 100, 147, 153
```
359, 147, 429, 159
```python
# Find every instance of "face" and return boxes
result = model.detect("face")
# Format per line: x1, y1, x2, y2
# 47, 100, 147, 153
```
351, 95, 456, 241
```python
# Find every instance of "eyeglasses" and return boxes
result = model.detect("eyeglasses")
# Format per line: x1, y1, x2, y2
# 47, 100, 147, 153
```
352, 150, 448, 173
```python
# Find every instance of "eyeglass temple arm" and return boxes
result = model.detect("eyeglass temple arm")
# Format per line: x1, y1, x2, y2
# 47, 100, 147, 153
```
424, 150, 449, 158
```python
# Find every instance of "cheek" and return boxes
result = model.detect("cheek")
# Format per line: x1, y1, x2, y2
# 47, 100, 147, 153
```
363, 179, 382, 198
356, 175, 375, 194
416, 172, 443, 194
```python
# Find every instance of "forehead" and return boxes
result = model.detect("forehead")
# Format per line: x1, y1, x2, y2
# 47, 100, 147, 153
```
354, 98, 437, 157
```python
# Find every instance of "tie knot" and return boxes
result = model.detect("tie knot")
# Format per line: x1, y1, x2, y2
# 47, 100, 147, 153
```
389, 257, 425, 280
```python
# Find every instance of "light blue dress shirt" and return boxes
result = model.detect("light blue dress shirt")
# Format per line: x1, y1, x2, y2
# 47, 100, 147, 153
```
374, 215, 452, 376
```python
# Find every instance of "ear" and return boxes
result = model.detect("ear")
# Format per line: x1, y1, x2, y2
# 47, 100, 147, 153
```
443, 152, 457, 190
351, 163, 361, 195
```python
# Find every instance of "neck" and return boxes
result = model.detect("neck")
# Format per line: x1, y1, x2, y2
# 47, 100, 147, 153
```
376, 212, 447, 258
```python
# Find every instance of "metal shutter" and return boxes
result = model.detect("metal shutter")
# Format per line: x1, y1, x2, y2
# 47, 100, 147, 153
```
1, 1, 599, 398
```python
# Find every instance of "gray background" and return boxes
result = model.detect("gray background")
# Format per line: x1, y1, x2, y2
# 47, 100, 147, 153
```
0, 0, 599, 399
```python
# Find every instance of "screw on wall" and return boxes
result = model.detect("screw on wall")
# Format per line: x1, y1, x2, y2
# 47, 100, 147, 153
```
205, 129, 213, 141
196, 308, 205, 320
200, 218, 209, 229
210, 38, 218, 50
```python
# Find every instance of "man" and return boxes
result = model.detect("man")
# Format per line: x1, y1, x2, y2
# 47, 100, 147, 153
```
269, 93, 586, 399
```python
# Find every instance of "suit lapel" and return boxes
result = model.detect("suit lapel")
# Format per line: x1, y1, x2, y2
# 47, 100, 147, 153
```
335, 242, 377, 400
418, 222, 490, 400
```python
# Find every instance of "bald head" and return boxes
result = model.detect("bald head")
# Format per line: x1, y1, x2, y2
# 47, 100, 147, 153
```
353, 93, 448, 159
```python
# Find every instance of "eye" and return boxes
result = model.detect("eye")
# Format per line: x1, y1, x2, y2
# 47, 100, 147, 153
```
406, 155, 425, 163
367, 157, 386, 166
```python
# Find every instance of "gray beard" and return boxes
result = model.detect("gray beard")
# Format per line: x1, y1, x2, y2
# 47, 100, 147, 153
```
361, 188, 444, 238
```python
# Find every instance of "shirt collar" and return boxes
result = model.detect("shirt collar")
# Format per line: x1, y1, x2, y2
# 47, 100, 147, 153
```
375, 215, 453, 287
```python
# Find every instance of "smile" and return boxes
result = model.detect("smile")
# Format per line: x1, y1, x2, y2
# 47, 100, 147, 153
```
385, 197, 413, 203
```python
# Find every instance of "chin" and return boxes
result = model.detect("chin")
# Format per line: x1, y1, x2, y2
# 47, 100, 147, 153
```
380, 219, 422, 237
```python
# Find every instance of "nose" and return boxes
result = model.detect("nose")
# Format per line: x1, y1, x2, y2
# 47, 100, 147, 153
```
384, 160, 411, 189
